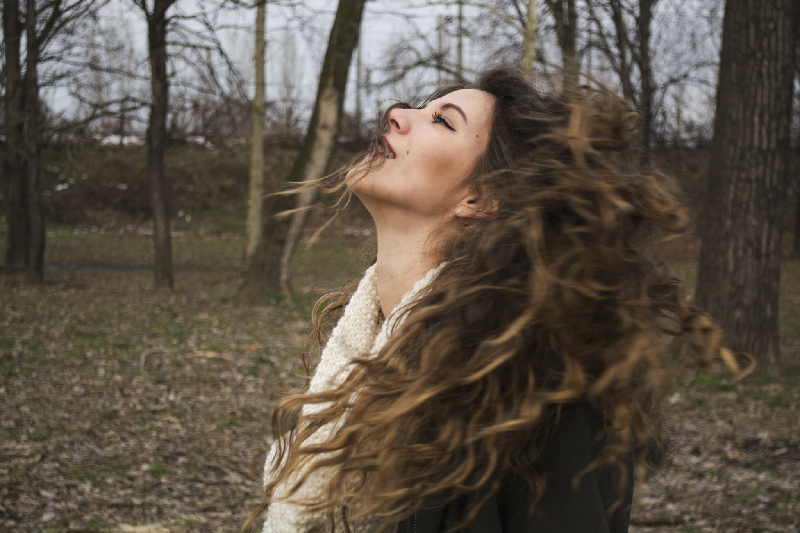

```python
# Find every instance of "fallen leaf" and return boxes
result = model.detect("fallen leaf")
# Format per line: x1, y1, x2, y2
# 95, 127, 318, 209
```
190, 350, 233, 361
119, 525, 170, 533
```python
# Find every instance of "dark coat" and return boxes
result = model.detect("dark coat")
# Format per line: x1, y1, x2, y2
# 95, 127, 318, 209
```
395, 404, 633, 533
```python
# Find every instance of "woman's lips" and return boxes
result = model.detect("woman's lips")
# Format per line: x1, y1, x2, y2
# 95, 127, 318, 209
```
382, 136, 396, 159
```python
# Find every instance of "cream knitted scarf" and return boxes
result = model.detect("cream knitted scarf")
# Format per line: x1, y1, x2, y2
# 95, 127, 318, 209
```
262, 263, 443, 533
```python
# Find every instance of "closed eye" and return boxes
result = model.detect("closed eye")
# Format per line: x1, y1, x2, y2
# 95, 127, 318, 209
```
432, 111, 456, 131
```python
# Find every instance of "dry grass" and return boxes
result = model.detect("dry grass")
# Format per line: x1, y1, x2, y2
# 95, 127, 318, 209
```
1, 234, 798, 532
1, 235, 367, 532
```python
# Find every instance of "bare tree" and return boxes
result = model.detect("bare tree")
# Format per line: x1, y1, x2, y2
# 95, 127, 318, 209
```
696, 0, 797, 375
372, 0, 576, 96
376, 14, 468, 96
586, 0, 656, 158
521, 0, 538, 76
3, 0, 99, 280
136, 0, 178, 290
636, 0, 654, 158
794, 151, 800, 257
544, 0, 577, 72
64, 18, 149, 141
241, 0, 366, 298
246, 0, 267, 262
24, 0, 45, 281
170, 1, 251, 142
793, 40, 800, 259
585, 0, 725, 158
3, 0, 26, 273
270, 31, 304, 138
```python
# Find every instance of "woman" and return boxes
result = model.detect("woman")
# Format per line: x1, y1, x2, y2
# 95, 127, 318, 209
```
246, 67, 749, 533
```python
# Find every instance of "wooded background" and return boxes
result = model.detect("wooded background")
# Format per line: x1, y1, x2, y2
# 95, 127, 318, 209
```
5, 0, 798, 368
2, 0, 800, 530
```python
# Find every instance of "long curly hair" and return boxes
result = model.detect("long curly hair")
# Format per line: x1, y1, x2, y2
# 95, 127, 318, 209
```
245, 67, 752, 531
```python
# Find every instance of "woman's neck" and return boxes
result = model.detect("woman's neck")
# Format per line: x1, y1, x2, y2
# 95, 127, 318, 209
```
373, 217, 442, 318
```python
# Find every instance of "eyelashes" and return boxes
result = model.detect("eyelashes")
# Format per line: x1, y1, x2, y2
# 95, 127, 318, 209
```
432, 111, 456, 131
380, 104, 456, 132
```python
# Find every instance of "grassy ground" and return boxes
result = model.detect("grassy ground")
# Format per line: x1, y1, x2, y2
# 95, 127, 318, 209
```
1, 232, 799, 532
1, 233, 369, 532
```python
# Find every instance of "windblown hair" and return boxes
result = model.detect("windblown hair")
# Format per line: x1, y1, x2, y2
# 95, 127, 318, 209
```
246, 67, 752, 531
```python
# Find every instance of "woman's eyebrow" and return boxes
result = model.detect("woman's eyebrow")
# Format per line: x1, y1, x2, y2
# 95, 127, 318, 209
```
440, 102, 468, 124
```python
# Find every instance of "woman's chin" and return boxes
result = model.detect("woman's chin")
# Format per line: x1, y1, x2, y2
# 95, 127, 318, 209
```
346, 156, 381, 187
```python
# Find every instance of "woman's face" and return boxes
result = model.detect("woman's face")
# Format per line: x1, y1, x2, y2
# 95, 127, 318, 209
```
348, 89, 495, 225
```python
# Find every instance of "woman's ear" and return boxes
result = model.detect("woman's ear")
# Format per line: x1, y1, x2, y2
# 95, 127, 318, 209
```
454, 193, 498, 219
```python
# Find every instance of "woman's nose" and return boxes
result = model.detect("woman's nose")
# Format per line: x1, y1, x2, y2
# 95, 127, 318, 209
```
387, 107, 412, 134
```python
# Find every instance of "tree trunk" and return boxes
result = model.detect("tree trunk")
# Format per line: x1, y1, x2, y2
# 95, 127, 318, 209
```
548, 0, 578, 72
794, 171, 800, 257
696, 0, 797, 375
355, 28, 363, 142
119, 98, 126, 148
240, 0, 366, 300
246, 0, 267, 263
564, 0, 577, 70
24, 0, 44, 283
637, 0, 655, 165
146, 0, 175, 291
521, 0, 538, 77
241, 192, 296, 297
456, 0, 464, 82
792, 3, 800, 259
609, 0, 634, 102
3, 0, 27, 272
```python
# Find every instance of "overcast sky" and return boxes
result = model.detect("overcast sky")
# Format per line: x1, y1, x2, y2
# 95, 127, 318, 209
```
45, 0, 724, 142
